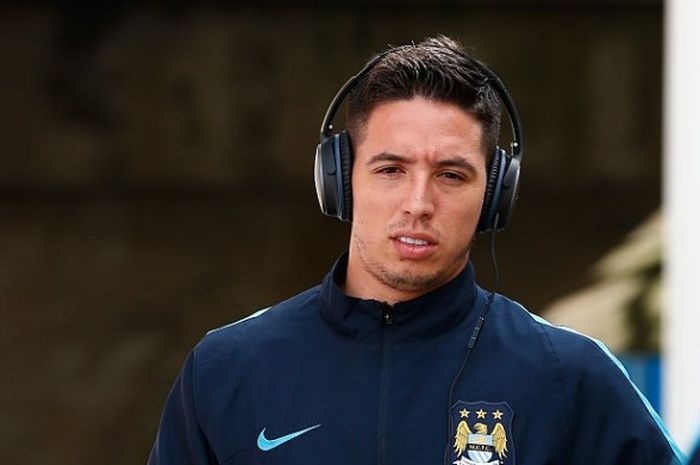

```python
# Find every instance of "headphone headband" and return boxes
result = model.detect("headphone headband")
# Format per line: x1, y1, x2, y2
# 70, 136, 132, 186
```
319, 46, 523, 163
320, 53, 384, 141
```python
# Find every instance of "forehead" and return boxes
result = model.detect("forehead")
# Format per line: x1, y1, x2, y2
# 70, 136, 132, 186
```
354, 97, 485, 162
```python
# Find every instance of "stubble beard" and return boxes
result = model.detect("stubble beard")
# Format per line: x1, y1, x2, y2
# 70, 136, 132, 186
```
352, 229, 473, 295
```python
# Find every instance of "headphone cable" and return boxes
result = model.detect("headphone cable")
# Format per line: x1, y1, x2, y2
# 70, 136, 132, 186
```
490, 213, 501, 293
442, 213, 501, 465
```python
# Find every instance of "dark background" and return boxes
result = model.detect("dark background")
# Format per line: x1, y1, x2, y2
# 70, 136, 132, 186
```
0, 1, 661, 464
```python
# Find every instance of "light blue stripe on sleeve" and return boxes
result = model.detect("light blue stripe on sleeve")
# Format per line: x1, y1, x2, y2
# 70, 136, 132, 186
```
524, 309, 687, 464
206, 306, 271, 335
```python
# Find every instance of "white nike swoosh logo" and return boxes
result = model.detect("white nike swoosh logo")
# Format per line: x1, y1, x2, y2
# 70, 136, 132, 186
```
256, 424, 321, 451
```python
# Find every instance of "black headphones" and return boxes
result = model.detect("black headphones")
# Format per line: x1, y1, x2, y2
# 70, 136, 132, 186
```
314, 46, 524, 233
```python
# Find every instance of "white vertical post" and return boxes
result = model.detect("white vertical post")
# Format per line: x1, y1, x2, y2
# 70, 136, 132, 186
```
663, 0, 700, 453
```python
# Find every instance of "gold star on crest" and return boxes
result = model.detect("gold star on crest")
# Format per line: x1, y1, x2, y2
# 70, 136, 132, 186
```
492, 409, 504, 420
459, 409, 470, 418
476, 409, 487, 419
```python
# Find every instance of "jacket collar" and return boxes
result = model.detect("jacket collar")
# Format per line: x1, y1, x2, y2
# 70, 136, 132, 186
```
318, 252, 478, 342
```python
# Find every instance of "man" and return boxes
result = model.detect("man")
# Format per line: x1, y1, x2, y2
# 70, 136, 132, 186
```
148, 36, 684, 464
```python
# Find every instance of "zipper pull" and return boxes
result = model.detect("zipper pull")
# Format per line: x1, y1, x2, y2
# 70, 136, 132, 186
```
382, 305, 393, 325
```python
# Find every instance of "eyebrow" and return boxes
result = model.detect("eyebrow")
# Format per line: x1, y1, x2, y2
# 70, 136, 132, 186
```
366, 152, 479, 177
435, 157, 479, 177
366, 152, 412, 166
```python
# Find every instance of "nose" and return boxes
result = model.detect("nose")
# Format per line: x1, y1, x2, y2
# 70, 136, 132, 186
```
402, 175, 435, 219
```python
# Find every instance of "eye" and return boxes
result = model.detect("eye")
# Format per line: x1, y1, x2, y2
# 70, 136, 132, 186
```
375, 166, 404, 177
437, 171, 467, 182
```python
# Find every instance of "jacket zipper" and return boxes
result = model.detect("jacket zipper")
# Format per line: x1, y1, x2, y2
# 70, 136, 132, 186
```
377, 303, 393, 465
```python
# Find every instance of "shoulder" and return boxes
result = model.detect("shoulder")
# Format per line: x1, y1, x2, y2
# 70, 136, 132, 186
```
193, 285, 322, 370
486, 292, 645, 398
181, 285, 324, 422
490, 292, 683, 461
489, 291, 619, 372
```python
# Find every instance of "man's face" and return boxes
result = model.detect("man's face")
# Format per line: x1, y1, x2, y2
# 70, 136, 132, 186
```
346, 96, 487, 303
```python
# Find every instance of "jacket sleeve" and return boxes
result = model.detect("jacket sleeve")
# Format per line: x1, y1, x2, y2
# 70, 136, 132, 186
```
148, 349, 218, 465
689, 438, 700, 465
562, 338, 686, 465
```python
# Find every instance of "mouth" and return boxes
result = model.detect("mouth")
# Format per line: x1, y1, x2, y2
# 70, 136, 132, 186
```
396, 236, 433, 246
391, 233, 438, 260
392, 231, 438, 244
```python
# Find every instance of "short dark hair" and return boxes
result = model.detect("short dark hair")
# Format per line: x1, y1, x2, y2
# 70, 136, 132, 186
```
346, 35, 502, 163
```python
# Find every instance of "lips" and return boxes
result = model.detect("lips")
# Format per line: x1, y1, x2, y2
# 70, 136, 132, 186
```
391, 232, 438, 260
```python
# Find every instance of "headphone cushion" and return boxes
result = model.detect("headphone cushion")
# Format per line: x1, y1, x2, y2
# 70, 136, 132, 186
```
478, 148, 504, 233
337, 131, 353, 221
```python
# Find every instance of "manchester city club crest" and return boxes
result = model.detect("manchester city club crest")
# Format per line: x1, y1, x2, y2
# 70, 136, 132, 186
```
449, 401, 515, 465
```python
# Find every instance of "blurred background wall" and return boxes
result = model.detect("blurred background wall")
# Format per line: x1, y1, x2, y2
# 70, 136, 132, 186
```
0, 1, 663, 464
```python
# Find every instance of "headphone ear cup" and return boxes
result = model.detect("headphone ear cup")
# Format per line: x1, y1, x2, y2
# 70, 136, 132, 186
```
478, 148, 505, 233
494, 154, 521, 231
314, 138, 339, 218
314, 132, 354, 222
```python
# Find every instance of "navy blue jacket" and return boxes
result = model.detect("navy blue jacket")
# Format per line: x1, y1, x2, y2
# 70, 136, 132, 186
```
149, 255, 684, 464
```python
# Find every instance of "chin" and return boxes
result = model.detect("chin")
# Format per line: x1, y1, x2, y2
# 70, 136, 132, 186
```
382, 265, 449, 293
